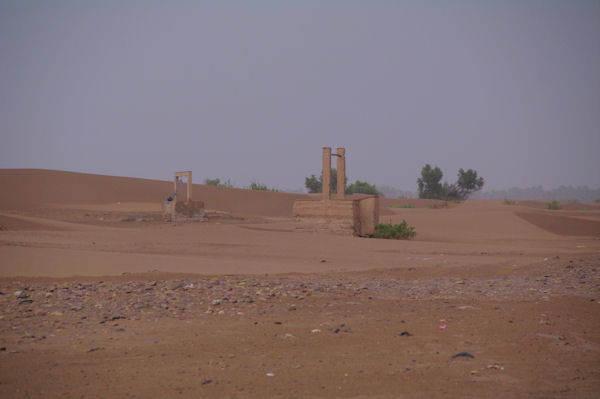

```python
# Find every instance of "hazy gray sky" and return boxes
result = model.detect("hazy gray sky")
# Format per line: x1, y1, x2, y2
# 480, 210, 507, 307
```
1, 1, 599, 192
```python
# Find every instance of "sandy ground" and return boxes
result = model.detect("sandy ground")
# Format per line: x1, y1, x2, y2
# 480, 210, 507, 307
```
1, 169, 599, 398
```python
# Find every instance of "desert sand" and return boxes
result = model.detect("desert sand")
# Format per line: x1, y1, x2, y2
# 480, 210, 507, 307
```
0, 169, 599, 398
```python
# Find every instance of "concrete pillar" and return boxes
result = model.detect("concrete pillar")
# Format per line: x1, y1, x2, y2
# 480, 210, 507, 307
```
322, 147, 331, 201
187, 171, 192, 202
337, 147, 346, 200
173, 174, 178, 201
172, 175, 178, 220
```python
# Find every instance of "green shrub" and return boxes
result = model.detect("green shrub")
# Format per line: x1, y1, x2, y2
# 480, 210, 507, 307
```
452, 199, 462, 204
503, 198, 517, 205
346, 180, 381, 196
390, 204, 414, 209
370, 220, 416, 240
305, 169, 343, 193
205, 178, 220, 186
546, 200, 562, 210
205, 178, 233, 188
250, 181, 277, 191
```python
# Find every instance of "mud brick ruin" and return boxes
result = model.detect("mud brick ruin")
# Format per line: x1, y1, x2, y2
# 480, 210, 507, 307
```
162, 171, 206, 222
293, 147, 379, 236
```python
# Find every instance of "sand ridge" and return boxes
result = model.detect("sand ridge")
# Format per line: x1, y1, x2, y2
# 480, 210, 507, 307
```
0, 169, 309, 217
0, 169, 599, 398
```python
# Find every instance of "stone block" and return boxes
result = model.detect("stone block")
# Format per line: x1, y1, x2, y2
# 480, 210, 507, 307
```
162, 200, 205, 222
293, 197, 379, 236
293, 199, 359, 236
358, 196, 379, 236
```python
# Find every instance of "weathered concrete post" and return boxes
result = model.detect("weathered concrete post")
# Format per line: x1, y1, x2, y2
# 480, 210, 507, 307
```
337, 147, 346, 200
173, 176, 178, 201
186, 171, 192, 202
322, 147, 331, 201
173, 175, 179, 220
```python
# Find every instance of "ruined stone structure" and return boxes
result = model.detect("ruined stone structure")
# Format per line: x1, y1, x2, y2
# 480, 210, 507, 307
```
162, 171, 206, 222
293, 147, 379, 236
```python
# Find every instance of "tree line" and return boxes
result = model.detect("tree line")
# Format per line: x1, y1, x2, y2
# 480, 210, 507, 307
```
304, 164, 484, 200
304, 169, 381, 196
417, 164, 484, 200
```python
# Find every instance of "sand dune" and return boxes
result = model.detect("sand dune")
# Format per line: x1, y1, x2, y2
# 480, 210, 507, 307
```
384, 199, 600, 239
5, 169, 596, 238
381, 197, 457, 209
1, 169, 599, 398
386, 201, 554, 242
0, 169, 308, 217
1, 169, 598, 279
515, 210, 600, 236
517, 199, 600, 211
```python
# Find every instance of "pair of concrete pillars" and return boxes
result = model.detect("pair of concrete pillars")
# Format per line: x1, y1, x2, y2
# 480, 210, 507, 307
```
174, 171, 192, 202
293, 146, 379, 236
322, 147, 346, 201
164, 171, 205, 221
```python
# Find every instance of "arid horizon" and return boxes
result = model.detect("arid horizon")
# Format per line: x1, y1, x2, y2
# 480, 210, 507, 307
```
0, 169, 598, 397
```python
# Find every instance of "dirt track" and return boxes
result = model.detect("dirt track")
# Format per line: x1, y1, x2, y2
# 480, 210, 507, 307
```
0, 169, 599, 398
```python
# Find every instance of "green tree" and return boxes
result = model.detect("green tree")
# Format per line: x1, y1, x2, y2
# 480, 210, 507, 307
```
304, 169, 341, 193
249, 181, 276, 191
417, 164, 443, 199
346, 180, 381, 196
204, 178, 233, 188
546, 200, 562, 210
417, 165, 484, 200
455, 168, 484, 200
440, 182, 459, 201
304, 175, 321, 194
204, 178, 221, 186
